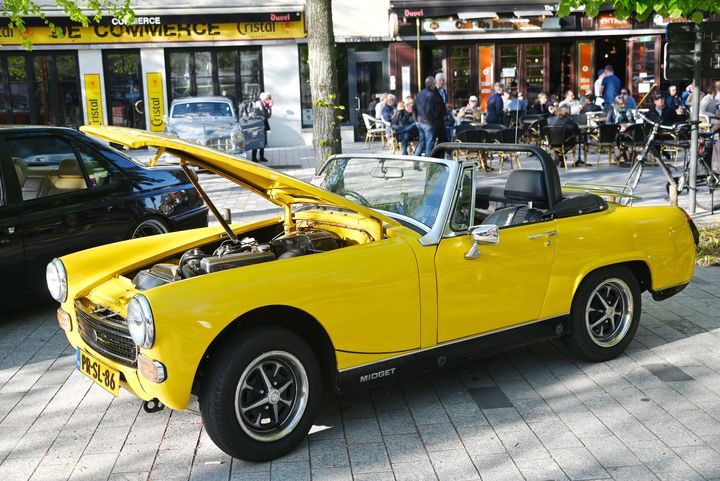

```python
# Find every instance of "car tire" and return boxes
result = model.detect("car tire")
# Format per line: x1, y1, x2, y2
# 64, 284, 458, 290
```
563, 266, 641, 362
200, 326, 321, 462
131, 217, 170, 239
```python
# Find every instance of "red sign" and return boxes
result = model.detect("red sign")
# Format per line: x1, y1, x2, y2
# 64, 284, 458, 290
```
479, 45, 494, 111
577, 42, 594, 95
404, 9, 424, 18
598, 15, 631, 29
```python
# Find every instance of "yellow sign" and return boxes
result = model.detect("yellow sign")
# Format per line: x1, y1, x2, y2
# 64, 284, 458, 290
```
147, 72, 165, 132
84, 74, 104, 126
0, 19, 305, 45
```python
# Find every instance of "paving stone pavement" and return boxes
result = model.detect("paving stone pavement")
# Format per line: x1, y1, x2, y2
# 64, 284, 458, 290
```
1, 140, 720, 481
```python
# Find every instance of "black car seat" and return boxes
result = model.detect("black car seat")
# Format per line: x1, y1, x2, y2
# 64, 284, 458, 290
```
481, 170, 548, 227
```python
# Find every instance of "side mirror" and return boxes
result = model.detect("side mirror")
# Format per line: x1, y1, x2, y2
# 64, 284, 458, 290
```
464, 224, 499, 260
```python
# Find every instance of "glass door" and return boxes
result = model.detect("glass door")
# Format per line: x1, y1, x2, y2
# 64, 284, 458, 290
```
524, 45, 546, 103
32, 53, 81, 127
348, 49, 388, 140
628, 36, 660, 106
103, 50, 144, 129
496, 44, 548, 104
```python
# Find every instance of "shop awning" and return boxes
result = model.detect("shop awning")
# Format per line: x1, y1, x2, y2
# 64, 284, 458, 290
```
391, 0, 554, 17
30, 0, 305, 17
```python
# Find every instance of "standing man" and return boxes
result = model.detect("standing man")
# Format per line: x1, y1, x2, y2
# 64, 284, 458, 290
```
600, 65, 621, 113
434, 73, 449, 143
435, 73, 448, 104
414, 76, 443, 157
486, 82, 505, 125
251, 92, 272, 163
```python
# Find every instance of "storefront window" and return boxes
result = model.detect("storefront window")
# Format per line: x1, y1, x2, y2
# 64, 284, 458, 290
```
451, 47, 470, 108
499, 46, 520, 95
166, 48, 262, 105
0, 53, 80, 127
630, 36, 657, 102
525, 46, 545, 103
103, 51, 144, 129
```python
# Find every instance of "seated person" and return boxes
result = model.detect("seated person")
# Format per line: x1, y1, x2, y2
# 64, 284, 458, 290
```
380, 94, 397, 123
529, 91, 552, 115
507, 92, 527, 114
456, 95, 482, 124
580, 92, 603, 113
646, 92, 680, 126
558, 90, 581, 115
549, 106, 581, 136
607, 96, 632, 126
391, 99, 419, 155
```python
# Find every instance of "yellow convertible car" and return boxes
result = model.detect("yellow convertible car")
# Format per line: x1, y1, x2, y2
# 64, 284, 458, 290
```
48, 127, 697, 461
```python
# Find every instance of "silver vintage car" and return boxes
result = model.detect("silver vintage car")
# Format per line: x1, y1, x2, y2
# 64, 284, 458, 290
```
165, 96, 245, 155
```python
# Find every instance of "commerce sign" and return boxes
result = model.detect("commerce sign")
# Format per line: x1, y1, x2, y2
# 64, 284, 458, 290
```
146, 72, 165, 132
0, 17, 305, 45
84, 74, 103, 126
577, 42, 594, 94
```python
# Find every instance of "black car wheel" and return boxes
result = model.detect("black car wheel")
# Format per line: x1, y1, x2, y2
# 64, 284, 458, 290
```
131, 218, 169, 239
563, 266, 641, 362
200, 326, 321, 461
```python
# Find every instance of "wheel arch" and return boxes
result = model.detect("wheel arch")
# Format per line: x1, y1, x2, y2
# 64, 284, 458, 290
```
193, 305, 337, 395
576, 260, 651, 294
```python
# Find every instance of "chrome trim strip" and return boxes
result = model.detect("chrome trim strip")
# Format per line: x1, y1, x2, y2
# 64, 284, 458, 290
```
337, 314, 569, 373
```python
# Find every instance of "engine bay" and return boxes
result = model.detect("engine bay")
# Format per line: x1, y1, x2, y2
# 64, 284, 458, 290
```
132, 227, 342, 291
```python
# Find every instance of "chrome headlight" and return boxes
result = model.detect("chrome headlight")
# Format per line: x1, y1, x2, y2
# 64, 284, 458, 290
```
46, 258, 68, 303
231, 127, 244, 145
127, 295, 155, 349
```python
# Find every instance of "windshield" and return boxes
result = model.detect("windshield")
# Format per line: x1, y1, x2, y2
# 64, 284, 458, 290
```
171, 102, 234, 118
319, 157, 450, 228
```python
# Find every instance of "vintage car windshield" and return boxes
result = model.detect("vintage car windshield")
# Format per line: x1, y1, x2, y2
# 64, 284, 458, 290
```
171, 102, 234, 118
319, 157, 449, 229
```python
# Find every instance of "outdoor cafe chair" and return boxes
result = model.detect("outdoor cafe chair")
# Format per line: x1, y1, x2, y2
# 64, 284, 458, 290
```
586, 123, 620, 167
455, 128, 492, 172
543, 125, 578, 170
493, 127, 523, 173
362, 113, 387, 147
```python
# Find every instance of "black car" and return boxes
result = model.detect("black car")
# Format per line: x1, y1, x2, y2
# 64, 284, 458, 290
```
0, 126, 208, 312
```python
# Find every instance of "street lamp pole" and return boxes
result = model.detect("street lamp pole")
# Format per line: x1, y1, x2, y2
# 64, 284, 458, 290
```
689, 23, 703, 214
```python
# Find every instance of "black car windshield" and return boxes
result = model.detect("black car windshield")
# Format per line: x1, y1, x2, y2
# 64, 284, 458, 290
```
172, 102, 234, 118
318, 157, 449, 228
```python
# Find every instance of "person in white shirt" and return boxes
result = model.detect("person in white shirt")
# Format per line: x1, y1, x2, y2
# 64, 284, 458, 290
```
594, 71, 606, 107
558, 90, 581, 115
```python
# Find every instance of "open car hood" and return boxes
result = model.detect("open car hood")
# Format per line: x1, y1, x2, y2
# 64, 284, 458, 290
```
81, 125, 394, 227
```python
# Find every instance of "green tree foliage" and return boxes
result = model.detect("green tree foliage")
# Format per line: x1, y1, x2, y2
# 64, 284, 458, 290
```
557, 0, 720, 23
2, 0, 134, 48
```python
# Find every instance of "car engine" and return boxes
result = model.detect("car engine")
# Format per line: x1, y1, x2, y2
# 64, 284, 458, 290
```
132, 228, 341, 291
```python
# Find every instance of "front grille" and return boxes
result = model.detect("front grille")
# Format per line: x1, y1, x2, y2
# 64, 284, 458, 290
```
75, 301, 138, 368
206, 136, 234, 152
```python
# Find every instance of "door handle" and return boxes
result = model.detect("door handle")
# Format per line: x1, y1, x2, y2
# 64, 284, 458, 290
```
528, 230, 557, 240
354, 97, 360, 111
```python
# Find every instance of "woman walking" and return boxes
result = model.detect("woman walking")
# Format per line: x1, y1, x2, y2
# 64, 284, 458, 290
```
252, 92, 272, 163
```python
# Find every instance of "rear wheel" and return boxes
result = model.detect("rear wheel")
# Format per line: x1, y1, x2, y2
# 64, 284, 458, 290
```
563, 266, 641, 362
200, 326, 321, 462
131, 217, 169, 238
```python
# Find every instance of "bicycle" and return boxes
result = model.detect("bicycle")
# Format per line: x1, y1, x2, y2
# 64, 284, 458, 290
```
622, 113, 720, 211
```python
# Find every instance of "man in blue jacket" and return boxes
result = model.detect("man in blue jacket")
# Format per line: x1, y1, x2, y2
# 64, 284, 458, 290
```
414, 76, 444, 157
486, 83, 505, 125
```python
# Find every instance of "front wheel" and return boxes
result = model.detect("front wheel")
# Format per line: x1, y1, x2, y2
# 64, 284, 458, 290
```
200, 327, 321, 461
563, 266, 641, 362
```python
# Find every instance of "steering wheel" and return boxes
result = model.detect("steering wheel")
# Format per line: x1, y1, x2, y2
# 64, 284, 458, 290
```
340, 189, 370, 206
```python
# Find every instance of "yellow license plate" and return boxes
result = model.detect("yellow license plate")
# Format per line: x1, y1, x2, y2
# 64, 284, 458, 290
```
77, 349, 120, 396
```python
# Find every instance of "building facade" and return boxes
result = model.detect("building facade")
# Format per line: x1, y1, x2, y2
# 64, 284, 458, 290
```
0, 0, 681, 145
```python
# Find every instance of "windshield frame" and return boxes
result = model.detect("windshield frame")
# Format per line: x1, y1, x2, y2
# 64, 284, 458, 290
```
319, 154, 461, 245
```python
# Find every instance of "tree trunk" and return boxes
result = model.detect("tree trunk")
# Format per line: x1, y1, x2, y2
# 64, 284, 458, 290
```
306, 0, 342, 172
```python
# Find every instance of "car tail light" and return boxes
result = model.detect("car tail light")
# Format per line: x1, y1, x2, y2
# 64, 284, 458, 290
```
679, 208, 699, 246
